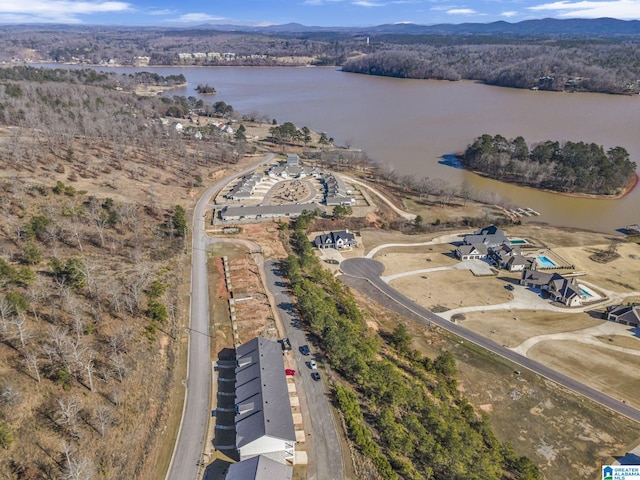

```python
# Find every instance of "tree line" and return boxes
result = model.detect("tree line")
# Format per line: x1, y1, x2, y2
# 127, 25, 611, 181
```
462, 134, 636, 195
281, 211, 540, 479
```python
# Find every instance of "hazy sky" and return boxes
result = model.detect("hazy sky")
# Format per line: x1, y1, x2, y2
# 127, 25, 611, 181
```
1, 0, 640, 26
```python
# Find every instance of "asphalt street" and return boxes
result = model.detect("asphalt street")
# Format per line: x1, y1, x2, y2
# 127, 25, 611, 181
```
264, 259, 344, 480
166, 154, 274, 480
340, 257, 640, 424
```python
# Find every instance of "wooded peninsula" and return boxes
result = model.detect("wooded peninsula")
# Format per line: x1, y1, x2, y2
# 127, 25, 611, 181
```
460, 134, 637, 196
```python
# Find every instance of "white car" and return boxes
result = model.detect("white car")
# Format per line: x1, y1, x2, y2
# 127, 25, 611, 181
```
308, 360, 317, 370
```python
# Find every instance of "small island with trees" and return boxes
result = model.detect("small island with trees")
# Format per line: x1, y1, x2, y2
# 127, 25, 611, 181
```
195, 83, 216, 94
460, 134, 637, 196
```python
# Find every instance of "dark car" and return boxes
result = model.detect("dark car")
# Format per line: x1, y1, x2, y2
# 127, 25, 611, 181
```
279, 338, 292, 351
505, 284, 515, 291
299, 345, 311, 355
311, 372, 321, 381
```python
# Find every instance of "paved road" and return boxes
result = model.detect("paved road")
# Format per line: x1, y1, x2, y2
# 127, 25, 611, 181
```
340, 257, 640, 424
166, 154, 274, 480
264, 259, 344, 480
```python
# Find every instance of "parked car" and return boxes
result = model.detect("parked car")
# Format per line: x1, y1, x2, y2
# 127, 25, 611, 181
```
299, 345, 311, 355
285, 369, 296, 376
308, 360, 317, 370
279, 338, 292, 351
311, 372, 321, 381
505, 284, 515, 291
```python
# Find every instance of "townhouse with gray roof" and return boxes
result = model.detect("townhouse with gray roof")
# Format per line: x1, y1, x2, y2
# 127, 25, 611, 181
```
226, 172, 264, 201
226, 455, 293, 480
235, 338, 296, 464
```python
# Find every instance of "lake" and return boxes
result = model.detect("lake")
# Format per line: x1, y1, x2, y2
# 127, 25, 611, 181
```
48, 64, 640, 233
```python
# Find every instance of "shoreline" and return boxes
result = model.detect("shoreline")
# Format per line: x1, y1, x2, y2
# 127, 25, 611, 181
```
456, 159, 638, 200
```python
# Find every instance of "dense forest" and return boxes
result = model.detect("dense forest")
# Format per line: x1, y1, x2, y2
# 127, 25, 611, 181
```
282, 211, 540, 480
461, 134, 637, 195
0, 66, 241, 479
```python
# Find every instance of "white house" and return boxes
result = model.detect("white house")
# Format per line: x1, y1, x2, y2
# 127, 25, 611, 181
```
456, 243, 488, 260
313, 230, 356, 249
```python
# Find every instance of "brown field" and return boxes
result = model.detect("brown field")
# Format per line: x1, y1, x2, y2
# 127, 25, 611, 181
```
389, 269, 513, 311
553, 242, 640, 292
373, 243, 459, 276
595, 335, 640, 350
461, 310, 604, 347
528, 340, 640, 409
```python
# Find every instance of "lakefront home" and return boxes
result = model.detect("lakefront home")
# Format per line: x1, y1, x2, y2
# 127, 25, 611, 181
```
520, 270, 585, 307
462, 225, 508, 248
456, 243, 488, 260
487, 241, 535, 272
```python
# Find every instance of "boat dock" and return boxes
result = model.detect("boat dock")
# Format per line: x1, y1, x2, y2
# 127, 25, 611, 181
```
502, 206, 541, 221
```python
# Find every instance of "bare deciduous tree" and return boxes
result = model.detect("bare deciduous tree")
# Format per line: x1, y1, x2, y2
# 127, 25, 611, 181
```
93, 404, 116, 436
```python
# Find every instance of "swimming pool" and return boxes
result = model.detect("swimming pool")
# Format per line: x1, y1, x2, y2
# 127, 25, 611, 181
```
510, 239, 527, 245
579, 287, 593, 298
537, 255, 557, 268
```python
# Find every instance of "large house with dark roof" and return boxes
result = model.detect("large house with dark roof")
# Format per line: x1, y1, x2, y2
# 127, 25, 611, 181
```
235, 338, 296, 464
520, 270, 584, 307
463, 225, 508, 249
313, 230, 356, 249
456, 243, 488, 260
606, 304, 640, 327
488, 241, 535, 272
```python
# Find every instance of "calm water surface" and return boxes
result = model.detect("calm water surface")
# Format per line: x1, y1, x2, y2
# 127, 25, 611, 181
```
83, 66, 640, 233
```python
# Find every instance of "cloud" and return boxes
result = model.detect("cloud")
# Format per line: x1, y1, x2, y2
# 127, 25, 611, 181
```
303, 0, 345, 4
351, 0, 386, 5
176, 12, 226, 23
0, 0, 132, 23
148, 9, 176, 16
501, 10, 519, 16
529, 0, 640, 19
446, 7, 479, 14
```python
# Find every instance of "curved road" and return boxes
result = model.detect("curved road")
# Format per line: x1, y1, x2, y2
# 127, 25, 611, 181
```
166, 153, 274, 480
340, 257, 640, 424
